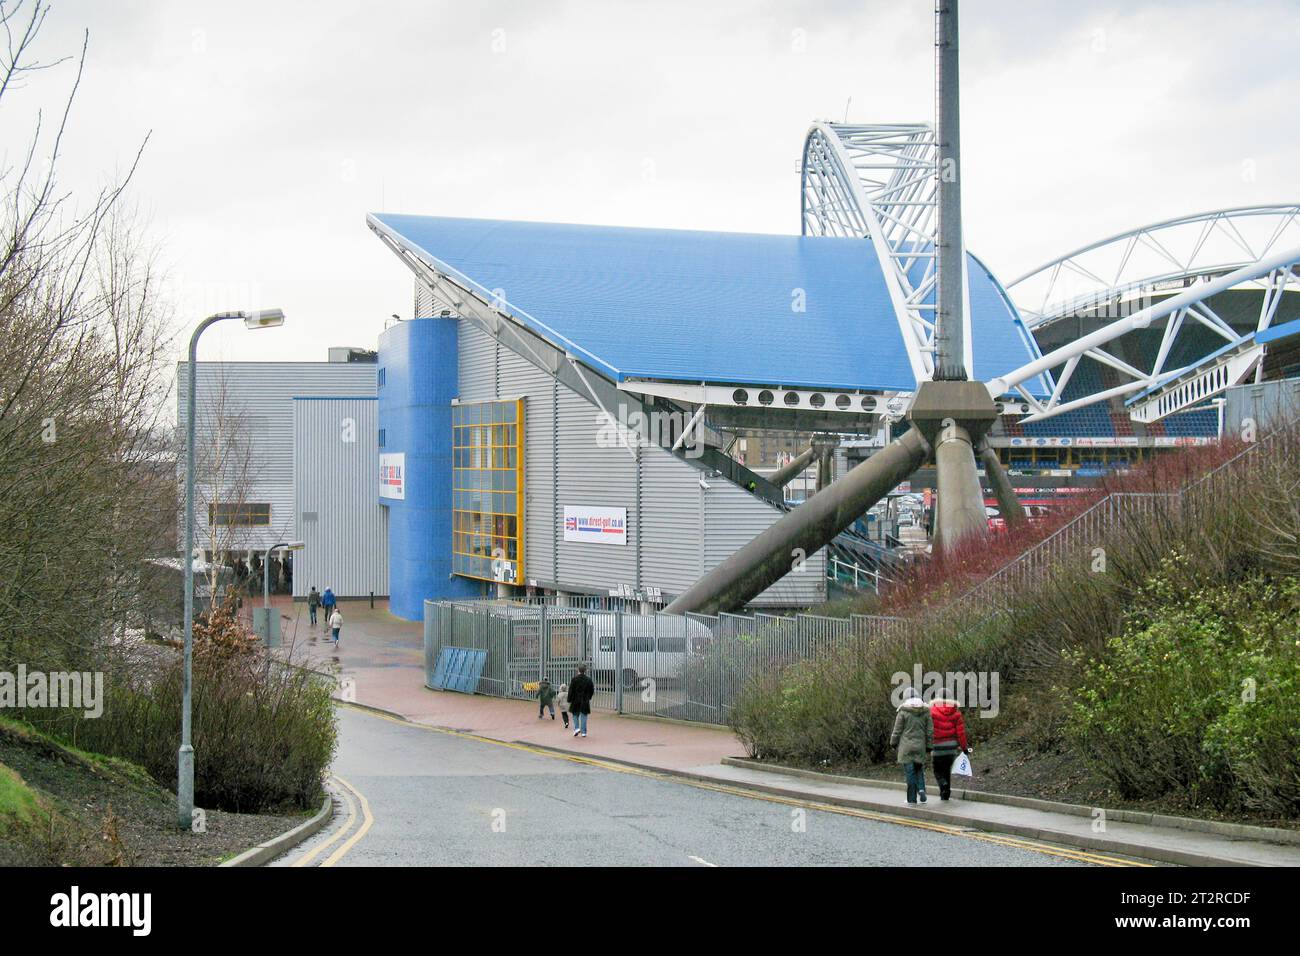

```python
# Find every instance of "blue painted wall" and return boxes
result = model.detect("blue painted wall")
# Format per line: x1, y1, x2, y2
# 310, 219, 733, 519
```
378, 318, 479, 620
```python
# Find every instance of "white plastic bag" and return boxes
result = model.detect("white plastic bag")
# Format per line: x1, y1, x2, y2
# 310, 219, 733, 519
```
952, 751, 973, 777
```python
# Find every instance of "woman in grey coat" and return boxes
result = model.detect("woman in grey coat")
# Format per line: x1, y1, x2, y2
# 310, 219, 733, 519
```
890, 686, 934, 804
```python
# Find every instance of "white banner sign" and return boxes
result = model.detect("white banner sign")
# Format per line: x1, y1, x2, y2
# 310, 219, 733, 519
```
994, 435, 1213, 449
563, 505, 627, 545
379, 452, 406, 500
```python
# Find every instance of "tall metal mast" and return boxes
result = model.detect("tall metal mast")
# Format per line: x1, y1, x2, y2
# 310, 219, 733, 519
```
665, 0, 1006, 613
934, 0, 967, 381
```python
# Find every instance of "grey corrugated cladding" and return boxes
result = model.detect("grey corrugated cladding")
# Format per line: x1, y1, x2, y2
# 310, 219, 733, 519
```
176, 361, 377, 555
292, 398, 388, 598
455, 318, 824, 606
1224, 378, 1300, 436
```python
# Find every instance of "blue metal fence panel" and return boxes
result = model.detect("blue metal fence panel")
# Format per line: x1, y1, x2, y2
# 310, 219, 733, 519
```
430, 647, 452, 689
431, 646, 488, 693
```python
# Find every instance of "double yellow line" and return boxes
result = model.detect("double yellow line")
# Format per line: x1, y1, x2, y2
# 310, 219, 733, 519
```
336, 703, 1147, 868
289, 773, 374, 867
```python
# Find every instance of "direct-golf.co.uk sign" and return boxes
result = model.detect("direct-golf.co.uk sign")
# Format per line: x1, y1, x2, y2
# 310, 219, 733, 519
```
563, 505, 626, 545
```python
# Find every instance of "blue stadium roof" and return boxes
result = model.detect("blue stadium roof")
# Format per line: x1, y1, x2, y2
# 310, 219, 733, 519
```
369, 213, 1044, 394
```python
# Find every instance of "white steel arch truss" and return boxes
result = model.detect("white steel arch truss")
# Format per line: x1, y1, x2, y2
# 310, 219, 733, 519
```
1007, 204, 1300, 332
800, 122, 973, 384
993, 206, 1300, 423
988, 246, 1300, 423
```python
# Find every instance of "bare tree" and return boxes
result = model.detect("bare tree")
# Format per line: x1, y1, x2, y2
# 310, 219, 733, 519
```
0, 0, 163, 669
186, 363, 265, 607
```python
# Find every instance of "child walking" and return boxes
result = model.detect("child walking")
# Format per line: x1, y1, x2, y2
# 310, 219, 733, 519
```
555, 682, 570, 729
537, 678, 557, 719
328, 607, 343, 646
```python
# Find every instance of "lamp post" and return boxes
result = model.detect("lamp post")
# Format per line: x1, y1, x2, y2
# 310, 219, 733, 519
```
180, 308, 284, 831
261, 541, 304, 646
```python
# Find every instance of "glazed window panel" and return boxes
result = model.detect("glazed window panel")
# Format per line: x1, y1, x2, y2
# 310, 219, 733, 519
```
451, 398, 524, 584
209, 502, 271, 526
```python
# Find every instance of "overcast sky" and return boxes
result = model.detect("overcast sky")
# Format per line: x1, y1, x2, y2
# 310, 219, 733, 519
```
16, 0, 1300, 365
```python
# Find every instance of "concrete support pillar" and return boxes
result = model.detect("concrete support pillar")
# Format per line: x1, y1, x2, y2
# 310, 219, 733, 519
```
933, 419, 989, 551
980, 443, 1023, 528
907, 380, 998, 556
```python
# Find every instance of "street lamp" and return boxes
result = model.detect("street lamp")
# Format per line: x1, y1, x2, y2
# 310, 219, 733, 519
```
260, 541, 305, 646
180, 309, 284, 831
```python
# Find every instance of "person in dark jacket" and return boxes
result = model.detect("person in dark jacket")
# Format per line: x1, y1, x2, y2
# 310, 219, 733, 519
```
890, 686, 934, 804
930, 694, 970, 801
321, 587, 336, 626
537, 678, 557, 720
567, 665, 595, 738
307, 586, 320, 626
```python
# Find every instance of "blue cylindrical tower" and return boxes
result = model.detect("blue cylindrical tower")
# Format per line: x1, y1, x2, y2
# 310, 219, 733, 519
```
378, 317, 479, 620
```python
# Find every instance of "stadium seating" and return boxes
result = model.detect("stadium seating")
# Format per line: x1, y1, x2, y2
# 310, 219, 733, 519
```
1162, 407, 1218, 436
1021, 359, 1115, 437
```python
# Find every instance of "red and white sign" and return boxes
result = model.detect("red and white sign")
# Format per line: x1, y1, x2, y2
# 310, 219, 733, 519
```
563, 505, 626, 545
379, 452, 405, 500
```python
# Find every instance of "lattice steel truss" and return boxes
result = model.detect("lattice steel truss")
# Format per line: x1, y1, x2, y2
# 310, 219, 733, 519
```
800, 122, 972, 384
1008, 204, 1300, 331
990, 245, 1300, 423
993, 206, 1300, 423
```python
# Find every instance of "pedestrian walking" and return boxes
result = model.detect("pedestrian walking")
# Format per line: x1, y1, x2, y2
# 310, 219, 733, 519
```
537, 677, 557, 720
328, 607, 343, 646
930, 693, 969, 801
890, 685, 933, 804
555, 682, 570, 729
568, 664, 595, 738
307, 586, 320, 626
321, 587, 336, 626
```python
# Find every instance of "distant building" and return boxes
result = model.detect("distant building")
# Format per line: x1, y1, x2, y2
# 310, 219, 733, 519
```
176, 353, 386, 599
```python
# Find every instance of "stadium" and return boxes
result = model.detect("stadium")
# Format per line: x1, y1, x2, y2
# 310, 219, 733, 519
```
183, 123, 1300, 621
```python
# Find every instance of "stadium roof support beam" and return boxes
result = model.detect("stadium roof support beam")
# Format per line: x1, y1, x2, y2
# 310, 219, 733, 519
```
663, 428, 931, 615
769, 444, 818, 489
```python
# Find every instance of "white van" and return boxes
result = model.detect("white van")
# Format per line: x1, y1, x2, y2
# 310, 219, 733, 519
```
588, 613, 713, 687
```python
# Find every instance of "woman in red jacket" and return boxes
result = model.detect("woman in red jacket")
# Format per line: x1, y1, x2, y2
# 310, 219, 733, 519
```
930, 695, 970, 801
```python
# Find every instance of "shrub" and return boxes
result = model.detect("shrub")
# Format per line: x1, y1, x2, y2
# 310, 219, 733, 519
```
729, 422, 1300, 816
24, 599, 336, 813
728, 606, 1002, 766
1065, 568, 1300, 812
1203, 648, 1300, 816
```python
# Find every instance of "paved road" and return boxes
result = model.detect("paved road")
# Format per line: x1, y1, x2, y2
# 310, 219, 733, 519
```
274, 706, 1094, 867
